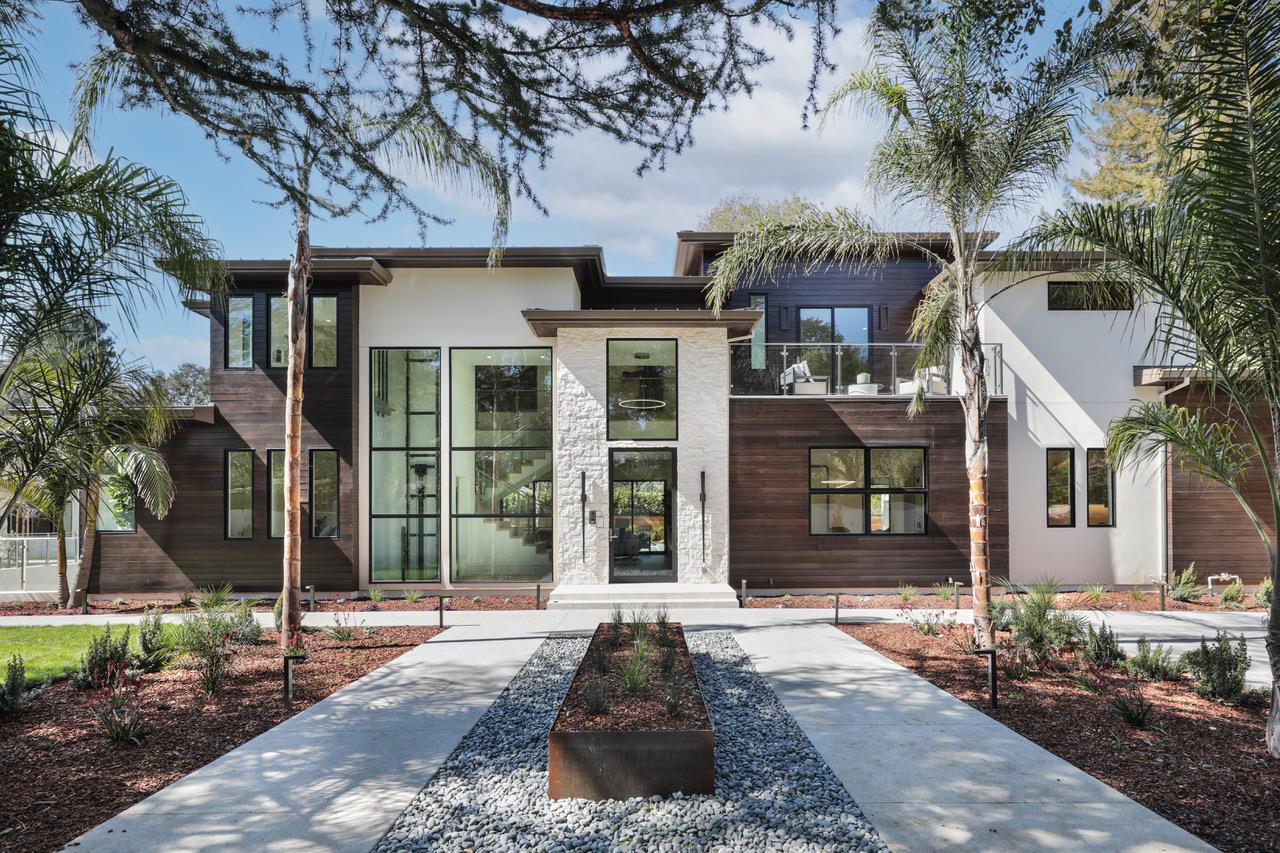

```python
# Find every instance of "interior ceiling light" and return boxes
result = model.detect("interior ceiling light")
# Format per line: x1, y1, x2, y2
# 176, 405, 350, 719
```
619, 399, 666, 409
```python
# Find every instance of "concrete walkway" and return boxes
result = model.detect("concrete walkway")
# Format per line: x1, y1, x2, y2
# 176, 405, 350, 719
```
57, 607, 1216, 852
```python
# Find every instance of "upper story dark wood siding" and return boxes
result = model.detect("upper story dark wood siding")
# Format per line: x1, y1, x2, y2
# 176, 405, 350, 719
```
720, 255, 940, 346
93, 278, 362, 593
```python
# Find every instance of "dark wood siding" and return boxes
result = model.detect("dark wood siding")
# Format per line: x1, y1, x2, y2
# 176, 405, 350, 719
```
729, 397, 1008, 589
1167, 389, 1273, 584
93, 280, 360, 593
721, 256, 940, 346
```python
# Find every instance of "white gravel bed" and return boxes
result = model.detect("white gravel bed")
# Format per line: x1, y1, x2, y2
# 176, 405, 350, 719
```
372, 632, 887, 852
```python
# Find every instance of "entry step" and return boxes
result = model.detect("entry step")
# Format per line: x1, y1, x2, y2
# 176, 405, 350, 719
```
547, 582, 740, 611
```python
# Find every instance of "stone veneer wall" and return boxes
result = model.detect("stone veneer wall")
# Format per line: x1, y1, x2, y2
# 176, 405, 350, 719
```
553, 326, 730, 585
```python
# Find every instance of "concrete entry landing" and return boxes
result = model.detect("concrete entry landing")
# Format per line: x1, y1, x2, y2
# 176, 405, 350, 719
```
546, 582, 740, 610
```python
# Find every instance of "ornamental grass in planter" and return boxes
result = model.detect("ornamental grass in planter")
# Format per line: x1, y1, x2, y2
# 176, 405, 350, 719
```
549, 619, 713, 801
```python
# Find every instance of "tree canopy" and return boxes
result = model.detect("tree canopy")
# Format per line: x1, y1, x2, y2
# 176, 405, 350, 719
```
698, 194, 818, 231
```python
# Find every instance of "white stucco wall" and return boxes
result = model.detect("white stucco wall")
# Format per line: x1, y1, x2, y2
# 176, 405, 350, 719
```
983, 273, 1165, 586
552, 326, 730, 586
357, 267, 578, 587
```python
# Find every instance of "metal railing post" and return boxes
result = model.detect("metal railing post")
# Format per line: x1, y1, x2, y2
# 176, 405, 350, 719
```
890, 346, 898, 394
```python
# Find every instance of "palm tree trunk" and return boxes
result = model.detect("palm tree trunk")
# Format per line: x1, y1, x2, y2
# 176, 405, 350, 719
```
281, 206, 310, 654
959, 317, 992, 647
1266, 404, 1280, 758
54, 508, 69, 608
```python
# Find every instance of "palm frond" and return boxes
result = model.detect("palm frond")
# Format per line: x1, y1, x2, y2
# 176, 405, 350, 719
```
704, 208, 896, 311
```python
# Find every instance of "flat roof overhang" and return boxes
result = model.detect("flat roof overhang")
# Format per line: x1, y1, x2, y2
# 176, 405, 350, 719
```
169, 404, 216, 423
1133, 365, 1213, 386
522, 309, 762, 338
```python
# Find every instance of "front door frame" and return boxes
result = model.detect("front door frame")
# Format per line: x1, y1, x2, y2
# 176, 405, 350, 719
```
608, 447, 677, 583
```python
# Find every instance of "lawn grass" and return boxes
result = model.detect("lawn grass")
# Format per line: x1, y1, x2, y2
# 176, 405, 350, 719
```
0, 624, 179, 685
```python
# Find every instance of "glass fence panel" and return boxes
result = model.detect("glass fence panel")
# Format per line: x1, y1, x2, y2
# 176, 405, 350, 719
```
729, 342, 1002, 398
0, 536, 79, 592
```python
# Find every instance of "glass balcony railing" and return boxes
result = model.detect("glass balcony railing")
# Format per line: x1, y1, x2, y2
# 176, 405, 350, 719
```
729, 342, 1004, 398
0, 535, 79, 593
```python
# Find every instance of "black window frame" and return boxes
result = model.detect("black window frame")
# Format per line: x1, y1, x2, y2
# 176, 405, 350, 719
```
310, 448, 340, 539
369, 347, 442, 583
448, 345, 553, 583
224, 295, 255, 370
1046, 280, 1135, 311
807, 446, 928, 536
96, 478, 137, 534
224, 448, 254, 540
1085, 447, 1116, 528
308, 294, 339, 369
606, 337, 679, 442
268, 295, 289, 369
796, 305, 874, 345
1046, 447, 1076, 528
267, 448, 285, 539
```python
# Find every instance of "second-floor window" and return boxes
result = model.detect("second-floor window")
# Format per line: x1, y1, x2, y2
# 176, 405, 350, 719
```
310, 295, 338, 367
226, 296, 253, 368
270, 297, 288, 367
1047, 280, 1134, 311
607, 339, 678, 440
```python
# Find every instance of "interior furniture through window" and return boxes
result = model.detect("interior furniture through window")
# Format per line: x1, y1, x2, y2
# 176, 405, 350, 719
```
808, 447, 927, 535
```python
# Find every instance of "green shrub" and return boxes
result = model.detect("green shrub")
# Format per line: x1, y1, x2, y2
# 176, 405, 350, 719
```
1258, 577, 1273, 608
179, 609, 236, 696
178, 589, 196, 609
1219, 580, 1244, 609
909, 611, 945, 636
0, 654, 25, 713
86, 663, 149, 744
951, 628, 978, 656
1083, 583, 1108, 603
660, 647, 676, 674
665, 680, 683, 718
230, 600, 262, 645
1128, 586, 1146, 602
616, 650, 651, 693
1082, 623, 1125, 668
322, 611, 361, 641
932, 583, 955, 603
997, 578, 1086, 667
404, 590, 422, 604
1182, 632, 1250, 702
1169, 564, 1204, 602
74, 626, 132, 689
368, 587, 385, 603
135, 609, 170, 672
626, 608, 650, 642
583, 678, 608, 715
197, 583, 234, 610
1108, 678, 1154, 729
898, 584, 918, 602
1124, 636, 1186, 681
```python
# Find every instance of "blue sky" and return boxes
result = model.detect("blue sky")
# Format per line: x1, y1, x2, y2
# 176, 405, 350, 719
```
30, 3, 1083, 372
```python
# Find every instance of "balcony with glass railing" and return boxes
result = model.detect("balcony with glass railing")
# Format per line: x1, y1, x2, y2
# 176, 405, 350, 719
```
729, 341, 1004, 398
0, 535, 79, 593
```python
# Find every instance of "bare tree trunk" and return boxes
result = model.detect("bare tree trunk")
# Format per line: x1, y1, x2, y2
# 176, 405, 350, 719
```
1266, 405, 1280, 758
281, 207, 310, 654
959, 313, 992, 648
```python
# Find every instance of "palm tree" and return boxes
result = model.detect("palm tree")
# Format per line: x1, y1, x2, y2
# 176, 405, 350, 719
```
1018, 0, 1280, 755
2, 336, 175, 605
0, 12, 221, 531
705, 0, 1136, 645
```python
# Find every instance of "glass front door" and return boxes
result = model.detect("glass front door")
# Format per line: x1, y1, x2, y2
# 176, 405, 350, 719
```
609, 449, 675, 582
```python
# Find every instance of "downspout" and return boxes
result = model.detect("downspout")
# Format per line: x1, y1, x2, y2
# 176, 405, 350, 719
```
1156, 377, 1192, 594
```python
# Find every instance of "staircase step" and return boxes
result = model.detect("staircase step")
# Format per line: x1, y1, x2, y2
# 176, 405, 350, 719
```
547, 582, 740, 610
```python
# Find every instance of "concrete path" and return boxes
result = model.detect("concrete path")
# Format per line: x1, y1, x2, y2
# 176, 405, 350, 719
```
60, 607, 1215, 852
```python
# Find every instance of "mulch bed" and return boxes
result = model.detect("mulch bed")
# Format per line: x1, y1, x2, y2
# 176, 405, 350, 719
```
0, 594, 539, 617
840, 622, 1276, 853
0, 626, 442, 853
745, 590, 1266, 612
555, 622, 710, 732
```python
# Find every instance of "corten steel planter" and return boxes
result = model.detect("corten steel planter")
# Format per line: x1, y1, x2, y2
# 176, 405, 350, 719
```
548, 624, 715, 801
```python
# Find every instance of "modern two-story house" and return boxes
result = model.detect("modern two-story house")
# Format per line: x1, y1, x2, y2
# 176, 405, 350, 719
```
66, 231, 1269, 605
